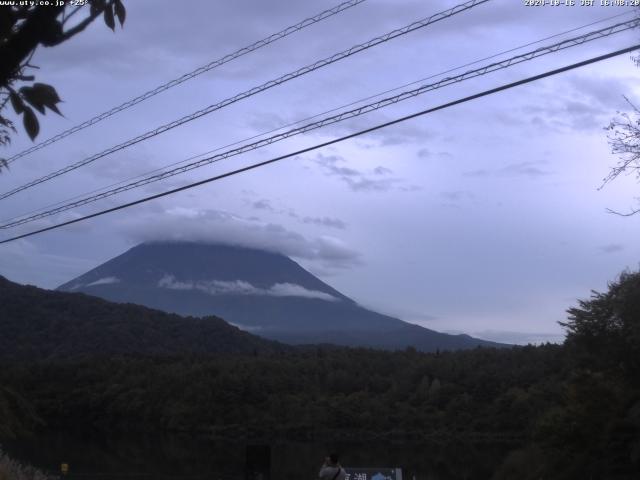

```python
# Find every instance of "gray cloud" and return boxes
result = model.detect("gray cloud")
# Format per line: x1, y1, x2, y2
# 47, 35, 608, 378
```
251, 199, 275, 211
346, 177, 400, 192
440, 190, 475, 208
374, 122, 433, 146
246, 111, 292, 133
522, 101, 605, 131
300, 216, 347, 229
567, 75, 632, 112
464, 161, 552, 179
313, 109, 433, 147
248, 198, 346, 229
314, 153, 403, 192
517, 75, 635, 132
416, 149, 453, 160
598, 243, 624, 254
373, 166, 393, 175
501, 161, 552, 177
81, 150, 159, 181
35, 0, 324, 75
119, 206, 361, 269
417, 148, 431, 158
440, 190, 474, 202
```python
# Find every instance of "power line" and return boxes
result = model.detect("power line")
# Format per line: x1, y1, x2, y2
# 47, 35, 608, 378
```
2, 10, 633, 226
3, 17, 635, 228
2, 17, 637, 230
4, 0, 367, 164
0, 0, 490, 201
2, 43, 638, 245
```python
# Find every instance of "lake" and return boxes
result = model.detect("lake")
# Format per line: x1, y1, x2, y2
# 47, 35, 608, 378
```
1, 431, 518, 480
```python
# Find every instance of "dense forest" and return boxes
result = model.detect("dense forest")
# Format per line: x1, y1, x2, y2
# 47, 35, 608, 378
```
0, 275, 286, 361
1, 271, 639, 478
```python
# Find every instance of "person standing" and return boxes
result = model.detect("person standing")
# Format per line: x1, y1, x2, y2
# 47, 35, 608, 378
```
318, 453, 346, 480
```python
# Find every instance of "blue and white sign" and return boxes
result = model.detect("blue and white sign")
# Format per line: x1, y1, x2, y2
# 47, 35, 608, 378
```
343, 467, 402, 480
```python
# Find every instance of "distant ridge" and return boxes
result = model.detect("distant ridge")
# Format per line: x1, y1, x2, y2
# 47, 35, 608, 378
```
58, 242, 507, 352
0, 275, 286, 361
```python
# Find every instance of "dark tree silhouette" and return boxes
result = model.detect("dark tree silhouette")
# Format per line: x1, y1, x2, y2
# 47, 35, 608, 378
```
561, 269, 640, 378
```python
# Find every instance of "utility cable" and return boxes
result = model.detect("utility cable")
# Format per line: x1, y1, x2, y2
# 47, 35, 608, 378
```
2, 9, 633, 226
2, 17, 637, 230
1, 43, 638, 245
4, 0, 367, 164
0, 0, 490, 201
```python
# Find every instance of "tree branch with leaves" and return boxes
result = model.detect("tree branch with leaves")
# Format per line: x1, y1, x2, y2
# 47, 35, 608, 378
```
0, 0, 126, 171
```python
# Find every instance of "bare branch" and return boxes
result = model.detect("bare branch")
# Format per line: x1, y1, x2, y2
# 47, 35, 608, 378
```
51, 6, 107, 45
606, 206, 640, 217
602, 98, 640, 189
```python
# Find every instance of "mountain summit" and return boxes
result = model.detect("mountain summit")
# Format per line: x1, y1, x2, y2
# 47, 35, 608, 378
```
58, 242, 503, 351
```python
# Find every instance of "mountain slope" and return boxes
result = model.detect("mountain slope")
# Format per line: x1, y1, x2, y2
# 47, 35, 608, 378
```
58, 242, 504, 351
0, 275, 285, 361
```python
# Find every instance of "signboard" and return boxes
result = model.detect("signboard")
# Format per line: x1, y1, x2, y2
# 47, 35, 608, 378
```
343, 467, 402, 480
245, 445, 270, 480
60, 463, 69, 475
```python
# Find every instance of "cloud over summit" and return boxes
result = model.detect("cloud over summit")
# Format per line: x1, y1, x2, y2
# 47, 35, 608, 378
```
120, 207, 361, 269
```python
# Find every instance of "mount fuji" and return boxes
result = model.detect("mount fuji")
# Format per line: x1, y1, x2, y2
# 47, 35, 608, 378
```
58, 242, 504, 351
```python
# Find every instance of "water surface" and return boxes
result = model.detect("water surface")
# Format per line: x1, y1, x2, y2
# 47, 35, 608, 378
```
2, 431, 516, 479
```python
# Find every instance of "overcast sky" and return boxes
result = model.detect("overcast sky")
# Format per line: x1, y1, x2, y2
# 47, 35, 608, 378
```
1, 0, 639, 344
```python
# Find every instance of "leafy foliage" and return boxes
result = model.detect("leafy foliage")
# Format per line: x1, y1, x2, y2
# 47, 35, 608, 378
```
0, 388, 40, 439
562, 269, 640, 379
0, 345, 565, 439
0, 1, 126, 169
0, 447, 57, 480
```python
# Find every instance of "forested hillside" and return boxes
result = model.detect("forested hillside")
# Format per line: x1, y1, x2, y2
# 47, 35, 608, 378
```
1, 271, 639, 478
0, 275, 286, 361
